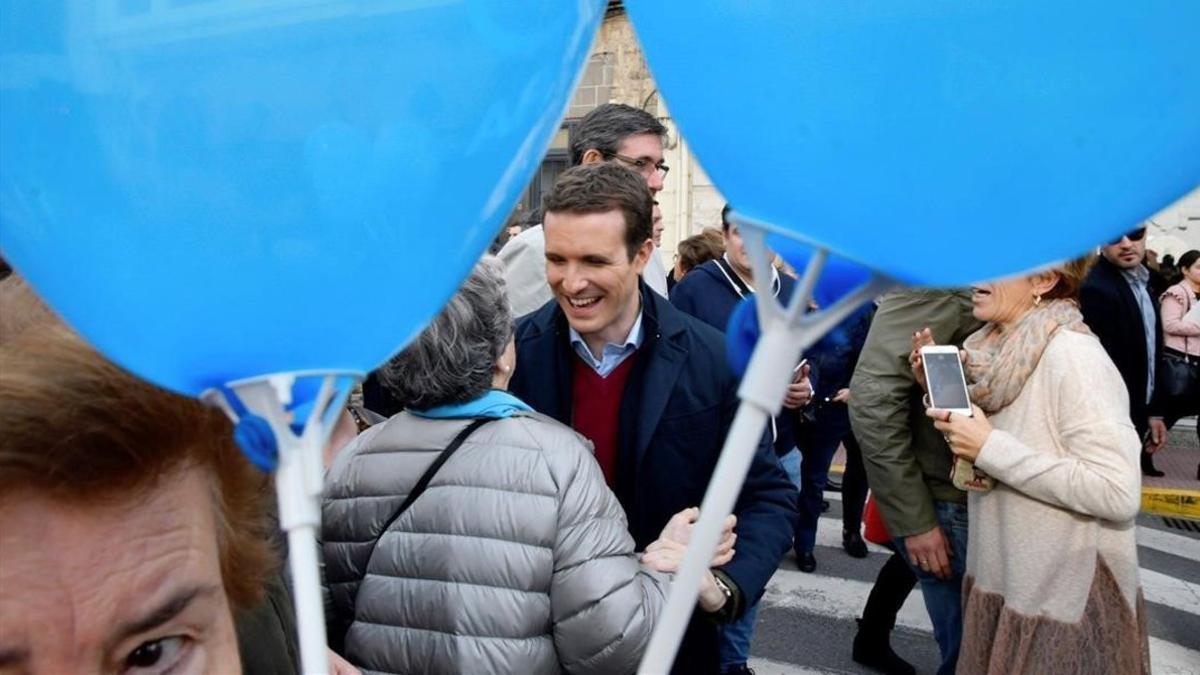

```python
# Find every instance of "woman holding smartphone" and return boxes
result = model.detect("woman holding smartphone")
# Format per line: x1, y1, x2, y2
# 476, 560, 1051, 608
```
913, 257, 1147, 675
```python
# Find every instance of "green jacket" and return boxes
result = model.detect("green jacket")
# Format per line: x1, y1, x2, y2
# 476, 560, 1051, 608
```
848, 289, 983, 538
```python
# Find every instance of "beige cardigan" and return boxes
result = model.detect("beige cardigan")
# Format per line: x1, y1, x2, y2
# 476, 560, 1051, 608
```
960, 329, 1148, 674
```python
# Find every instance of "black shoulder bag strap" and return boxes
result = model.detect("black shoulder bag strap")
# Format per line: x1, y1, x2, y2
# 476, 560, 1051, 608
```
363, 417, 494, 566
374, 415, 492, 540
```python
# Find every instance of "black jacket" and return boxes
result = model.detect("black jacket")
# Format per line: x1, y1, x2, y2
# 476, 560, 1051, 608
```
670, 258, 800, 455
1080, 256, 1163, 436
510, 283, 799, 674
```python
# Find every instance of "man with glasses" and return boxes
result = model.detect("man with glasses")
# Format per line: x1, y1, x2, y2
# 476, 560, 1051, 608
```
499, 103, 671, 316
1081, 225, 1168, 475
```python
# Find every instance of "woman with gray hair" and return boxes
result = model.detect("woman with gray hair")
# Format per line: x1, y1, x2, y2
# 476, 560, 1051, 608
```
322, 257, 734, 675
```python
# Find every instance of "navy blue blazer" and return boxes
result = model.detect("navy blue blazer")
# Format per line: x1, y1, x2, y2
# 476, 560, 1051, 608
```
510, 283, 798, 668
1080, 256, 1164, 436
670, 259, 802, 455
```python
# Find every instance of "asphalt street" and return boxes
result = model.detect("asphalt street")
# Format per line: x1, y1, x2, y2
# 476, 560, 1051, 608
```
747, 458, 1200, 674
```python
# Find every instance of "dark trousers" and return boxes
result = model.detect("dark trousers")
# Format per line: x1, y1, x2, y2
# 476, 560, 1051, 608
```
861, 548, 918, 632
841, 432, 869, 534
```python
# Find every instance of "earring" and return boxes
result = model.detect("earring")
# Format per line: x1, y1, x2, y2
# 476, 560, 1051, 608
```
1033, 294, 1042, 307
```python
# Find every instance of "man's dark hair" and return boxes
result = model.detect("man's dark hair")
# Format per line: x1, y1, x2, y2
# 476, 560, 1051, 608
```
543, 162, 653, 260
720, 203, 733, 232
569, 103, 668, 167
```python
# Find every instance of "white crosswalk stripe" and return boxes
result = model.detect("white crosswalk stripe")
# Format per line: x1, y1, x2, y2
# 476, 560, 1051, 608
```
1138, 524, 1200, 562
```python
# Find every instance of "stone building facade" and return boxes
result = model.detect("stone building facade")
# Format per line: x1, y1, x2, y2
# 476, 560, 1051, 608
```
519, 2, 725, 268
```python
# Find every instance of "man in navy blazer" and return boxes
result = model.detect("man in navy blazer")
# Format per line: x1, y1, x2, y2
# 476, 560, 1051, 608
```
509, 163, 798, 675
1080, 225, 1167, 475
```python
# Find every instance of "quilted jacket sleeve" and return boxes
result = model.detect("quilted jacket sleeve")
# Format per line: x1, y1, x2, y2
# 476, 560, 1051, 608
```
543, 424, 670, 674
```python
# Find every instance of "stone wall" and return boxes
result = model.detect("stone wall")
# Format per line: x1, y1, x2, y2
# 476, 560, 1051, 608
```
562, 8, 726, 268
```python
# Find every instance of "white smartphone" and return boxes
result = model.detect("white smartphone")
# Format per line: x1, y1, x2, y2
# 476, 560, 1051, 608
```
920, 345, 973, 416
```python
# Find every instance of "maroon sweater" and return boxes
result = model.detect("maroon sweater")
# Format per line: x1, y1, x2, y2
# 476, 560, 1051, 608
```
571, 353, 638, 486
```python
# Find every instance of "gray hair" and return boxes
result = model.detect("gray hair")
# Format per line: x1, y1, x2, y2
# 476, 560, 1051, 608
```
568, 103, 668, 166
380, 257, 512, 410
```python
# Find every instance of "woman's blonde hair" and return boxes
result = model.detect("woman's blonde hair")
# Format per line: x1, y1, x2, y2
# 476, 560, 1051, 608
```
1042, 255, 1096, 302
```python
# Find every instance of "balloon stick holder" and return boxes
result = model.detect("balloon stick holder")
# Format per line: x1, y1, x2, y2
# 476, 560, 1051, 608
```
205, 371, 360, 675
638, 213, 893, 674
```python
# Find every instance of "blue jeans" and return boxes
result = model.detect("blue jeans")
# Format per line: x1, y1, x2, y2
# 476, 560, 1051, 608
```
893, 500, 969, 675
717, 600, 760, 671
794, 406, 851, 553
716, 450, 794, 670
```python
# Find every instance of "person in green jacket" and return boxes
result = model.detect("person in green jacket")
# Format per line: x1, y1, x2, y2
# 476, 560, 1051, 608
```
848, 289, 982, 675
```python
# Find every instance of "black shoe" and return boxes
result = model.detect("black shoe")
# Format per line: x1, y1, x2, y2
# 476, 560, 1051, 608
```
720, 666, 755, 675
843, 529, 869, 558
825, 475, 843, 492
1141, 451, 1165, 477
821, 499, 831, 512
853, 618, 916, 675
797, 549, 817, 573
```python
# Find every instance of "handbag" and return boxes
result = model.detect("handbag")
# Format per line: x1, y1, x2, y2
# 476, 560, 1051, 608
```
862, 493, 891, 545
1157, 289, 1200, 400
1158, 347, 1199, 400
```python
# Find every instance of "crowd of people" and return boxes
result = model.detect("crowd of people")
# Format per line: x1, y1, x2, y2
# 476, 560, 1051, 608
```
1, 102, 1196, 675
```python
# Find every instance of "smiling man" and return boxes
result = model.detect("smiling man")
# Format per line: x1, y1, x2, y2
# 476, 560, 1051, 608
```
509, 163, 798, 675
498, 103, 670, 317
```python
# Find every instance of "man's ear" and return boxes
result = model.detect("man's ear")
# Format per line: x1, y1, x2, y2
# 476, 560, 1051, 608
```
631, 238, 654, 274
581, 148, 605, 165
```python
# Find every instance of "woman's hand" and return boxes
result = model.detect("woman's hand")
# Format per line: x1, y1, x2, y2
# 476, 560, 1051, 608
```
909, 328, 936, 391
657, 507, 737, 567
927, 404, 993, 462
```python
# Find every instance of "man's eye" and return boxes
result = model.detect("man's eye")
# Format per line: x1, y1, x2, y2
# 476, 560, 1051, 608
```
633, 159, 649, 169
124, 636, 186, 674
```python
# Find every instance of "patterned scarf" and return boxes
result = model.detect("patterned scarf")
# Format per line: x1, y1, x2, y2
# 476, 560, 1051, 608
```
962, 299, 1093, 413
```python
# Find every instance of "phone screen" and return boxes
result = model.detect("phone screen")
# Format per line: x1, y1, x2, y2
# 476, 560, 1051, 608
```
924, 351, 971, 410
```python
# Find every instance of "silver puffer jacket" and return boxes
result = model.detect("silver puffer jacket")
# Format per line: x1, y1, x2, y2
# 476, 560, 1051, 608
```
322, 410, 669, 675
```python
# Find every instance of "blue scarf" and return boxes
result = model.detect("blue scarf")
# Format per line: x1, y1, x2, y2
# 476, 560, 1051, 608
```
410, 389, 533, 420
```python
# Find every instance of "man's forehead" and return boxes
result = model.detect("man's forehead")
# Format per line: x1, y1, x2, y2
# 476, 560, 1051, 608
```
616, 132, 663, 159
544, 210, 626, 247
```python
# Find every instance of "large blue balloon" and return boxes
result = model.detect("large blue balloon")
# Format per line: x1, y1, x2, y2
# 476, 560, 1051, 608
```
627, 1, 1200, 285
0, 0, 603, 395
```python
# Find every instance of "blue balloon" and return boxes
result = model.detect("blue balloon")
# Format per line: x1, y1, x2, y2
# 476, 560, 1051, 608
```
765, 237, 874, 309
0, 0, 604, 395
724, 245, 872, 377
626, 1, 1200, 285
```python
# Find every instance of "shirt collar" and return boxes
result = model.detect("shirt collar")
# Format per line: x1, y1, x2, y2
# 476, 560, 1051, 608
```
568, 310, 644, 364
1121, 264, 1150, 287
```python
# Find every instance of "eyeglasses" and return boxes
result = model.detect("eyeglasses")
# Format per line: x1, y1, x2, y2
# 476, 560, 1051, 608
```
1107, 227, 1147, 246
604, 151, 670, 178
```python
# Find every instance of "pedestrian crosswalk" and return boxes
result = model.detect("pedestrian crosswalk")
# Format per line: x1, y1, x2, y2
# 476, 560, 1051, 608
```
750, 492, 1200, 674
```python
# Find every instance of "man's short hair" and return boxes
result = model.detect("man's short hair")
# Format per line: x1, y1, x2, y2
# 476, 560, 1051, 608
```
721, 203, 734, 232
543, 162, 654, 260
569, 103, 668, 167
0, 324, 275, 609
